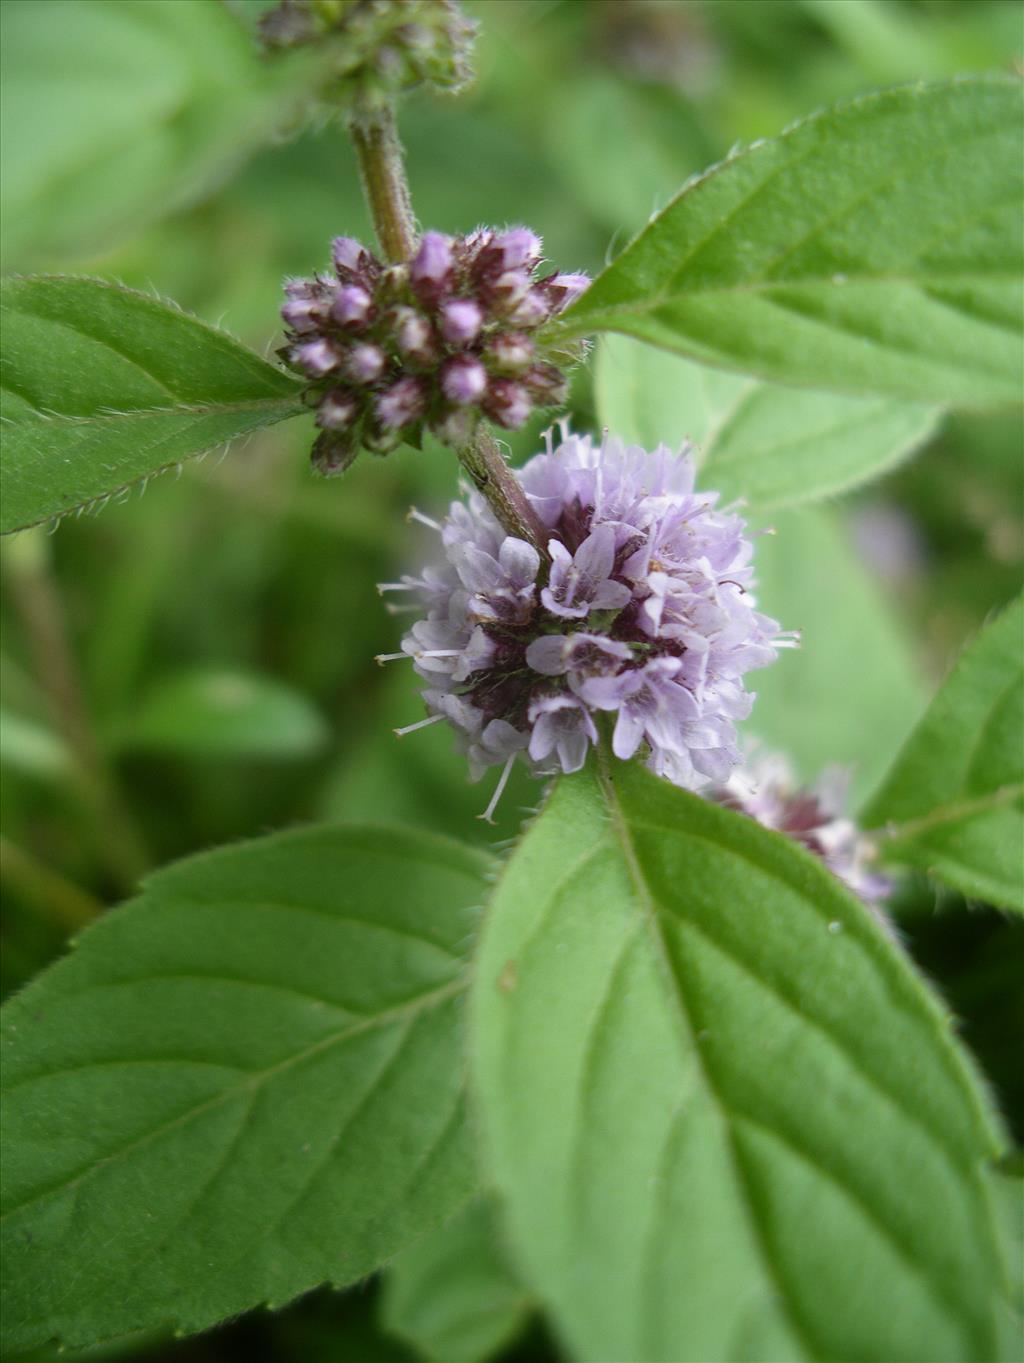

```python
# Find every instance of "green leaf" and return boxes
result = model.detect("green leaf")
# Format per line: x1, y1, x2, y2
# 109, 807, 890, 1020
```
554, 78, 1024, 408
381, 1199, 531, 1363
118, 666, 329, 760
471, 758, 1008, 1363
0, 276, 304, 534
0, 0, 308, 269
595, 334, 940, 509
864, 595, 1024, 911
1, 825, 491, 1353
750, 506, 925, 807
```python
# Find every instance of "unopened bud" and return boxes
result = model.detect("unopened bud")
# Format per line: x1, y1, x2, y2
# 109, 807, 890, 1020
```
440, 298, 483, 345
411, 232, 454, 296
441, 355, 488, 405
523, 362, 568, 404
390, 306, 438, 364
332, 236, 369, 277
281, 298, 321, 333
311, 429, 359, 477
488, 331, 534, 371
315, 388, 359, 431
485, 378, 532, 429
507, 287, 552, 328
491, 227, 542, 270
295, 338, 342, 377
544, 271, 590, 312
376, 376, 427, 429
331, 284, 373, 327
344, 342, 387, 385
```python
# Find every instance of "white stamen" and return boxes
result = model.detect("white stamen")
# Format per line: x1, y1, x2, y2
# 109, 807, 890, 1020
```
378, 581, 420, 595
417, 649, 461, 659
478, 754, 516, 824
394, 714, 444, 737
375, 652, 413, 664
407, 507, 441, 531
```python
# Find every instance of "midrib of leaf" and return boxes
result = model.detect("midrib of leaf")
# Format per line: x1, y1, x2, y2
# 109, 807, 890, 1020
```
592, 750, 997, 1355
3, 397, 306, 423
593, 749, 817, 1359
0, 974, 464, 1225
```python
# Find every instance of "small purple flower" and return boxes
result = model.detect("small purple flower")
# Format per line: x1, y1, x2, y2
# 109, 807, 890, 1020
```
544, 272, 590, 311
541, 524, 632, 619
281, 297, 321, 333
380, 429, 787, 812
484, 378, 532, 430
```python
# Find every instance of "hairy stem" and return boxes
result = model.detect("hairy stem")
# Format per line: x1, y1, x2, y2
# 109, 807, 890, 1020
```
457, 427, 551, 558
345, 97, 549, 558
348, 100, 417, 263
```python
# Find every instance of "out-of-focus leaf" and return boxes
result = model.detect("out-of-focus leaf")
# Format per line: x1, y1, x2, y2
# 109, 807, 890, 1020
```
746, 506, 925, 806
595, 334, 940, 509
118, 666, 328, 759
0, 709, 70, 781
0, 276, 304, 534
554, 79, 1024, 408
471, 760, 1008, 1363
0, 0, 310, 269
1, 825, 491, 1353
864, 595, 1024, 910
381, 1199, 532, 1363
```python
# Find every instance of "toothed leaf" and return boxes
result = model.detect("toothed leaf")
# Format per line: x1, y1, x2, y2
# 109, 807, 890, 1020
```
0, 275, 304, 535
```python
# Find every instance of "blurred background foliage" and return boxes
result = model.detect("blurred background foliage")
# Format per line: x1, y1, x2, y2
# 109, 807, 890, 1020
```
1, 2, 1021, 1360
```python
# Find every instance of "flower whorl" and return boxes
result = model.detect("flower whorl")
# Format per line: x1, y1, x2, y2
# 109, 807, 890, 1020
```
383, 429, 788, 812
281, 229, 589, 475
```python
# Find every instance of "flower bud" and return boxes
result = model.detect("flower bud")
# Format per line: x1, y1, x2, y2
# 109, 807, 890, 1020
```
330, 284, 373, 328
440, 298, 483, 345
281, 297, 321, 333
491, 227, 543, 270
488, 331, 534, 371
344, 342, 387, 385
315, 388, 359, 431
376, 376, 428, 429
507, 287, 553, 328
390, 306, 439, 365
543, 271, 591, 312
294, 338, 342, 376
431, 407, 477, 447
484, 378, 532, 429
311, 429, 359, 478
441, 355, 488, 405
332, 236, 369, 278
523, 362, 568, 404
411, 232, 454, 297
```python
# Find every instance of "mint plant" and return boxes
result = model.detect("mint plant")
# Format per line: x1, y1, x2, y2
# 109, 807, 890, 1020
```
1, 3, 1022, 1362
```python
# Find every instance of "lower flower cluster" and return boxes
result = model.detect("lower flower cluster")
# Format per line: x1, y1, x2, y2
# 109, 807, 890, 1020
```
381, 429, 789, 816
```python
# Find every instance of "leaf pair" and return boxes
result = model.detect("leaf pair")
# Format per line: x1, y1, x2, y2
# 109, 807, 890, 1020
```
2, 727, 1016, 1359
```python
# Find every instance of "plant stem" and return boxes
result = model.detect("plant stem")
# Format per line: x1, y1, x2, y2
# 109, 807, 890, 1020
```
348, 99, 417, 264
457, 426, 551, 558
346, 96, 550, 558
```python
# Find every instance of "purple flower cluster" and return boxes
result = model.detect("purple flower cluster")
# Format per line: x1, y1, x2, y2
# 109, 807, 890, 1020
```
281, 229, 589, 475
381, 428, 788, 817
712, 755, 893, 910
